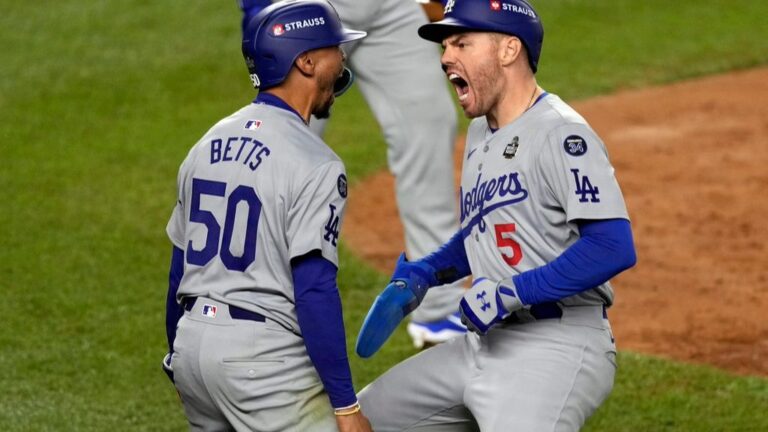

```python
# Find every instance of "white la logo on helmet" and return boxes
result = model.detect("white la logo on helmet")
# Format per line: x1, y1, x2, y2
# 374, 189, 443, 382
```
250, 73, 261, 88
444, 0, 455, 14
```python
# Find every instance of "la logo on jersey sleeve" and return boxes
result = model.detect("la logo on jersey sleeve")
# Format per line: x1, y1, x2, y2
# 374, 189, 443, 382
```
322, 174, 347, 247
571, 169, 600, 202
563, 135, 601, 203
324, 203, 340, 246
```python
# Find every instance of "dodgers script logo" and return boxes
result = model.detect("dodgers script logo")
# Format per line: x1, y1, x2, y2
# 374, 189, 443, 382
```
460, 171, 528, 234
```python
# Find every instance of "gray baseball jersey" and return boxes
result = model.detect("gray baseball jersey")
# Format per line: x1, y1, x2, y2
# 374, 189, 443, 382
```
359, 93, 624, 430
167, 100, 348, 431
460, 92, 628, 307
167, 101, 347, 334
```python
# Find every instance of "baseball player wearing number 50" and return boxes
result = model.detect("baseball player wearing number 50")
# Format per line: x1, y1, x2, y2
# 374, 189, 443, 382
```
355, 0, 637, 430
162, 1, 373, 431
238, 0, 469, 349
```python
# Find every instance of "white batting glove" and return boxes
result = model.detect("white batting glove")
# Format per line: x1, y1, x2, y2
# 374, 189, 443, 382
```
459, 277, 523, 335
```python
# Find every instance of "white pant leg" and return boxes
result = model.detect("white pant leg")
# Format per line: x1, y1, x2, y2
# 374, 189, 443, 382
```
331, 0, 465, 321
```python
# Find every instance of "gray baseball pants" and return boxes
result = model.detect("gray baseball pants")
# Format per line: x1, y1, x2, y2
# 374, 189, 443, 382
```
358, 305, 617, 431
171, 297, 336, 432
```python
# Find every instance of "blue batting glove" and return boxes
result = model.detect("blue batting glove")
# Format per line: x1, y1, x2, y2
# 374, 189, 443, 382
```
459, 277, 523, 335
356, 253, 437, 358
390, 252, 438, 300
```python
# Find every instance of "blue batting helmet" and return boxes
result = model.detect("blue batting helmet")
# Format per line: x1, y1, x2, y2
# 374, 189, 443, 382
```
418, 0, 544, 73
242, 0, 366, 94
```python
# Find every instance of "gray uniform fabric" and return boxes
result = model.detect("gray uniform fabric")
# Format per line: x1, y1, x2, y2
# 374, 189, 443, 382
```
172, 298, 336, 432
359, 306, 616, 431
167, 101, 348, 431
358, 93, 628, 430
460, 93, 628, 307
167, 103, 346, 333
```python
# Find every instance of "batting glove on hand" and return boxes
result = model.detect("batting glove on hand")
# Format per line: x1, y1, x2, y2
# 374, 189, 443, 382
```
459, 277, 523, 335
356, 253, 436, 358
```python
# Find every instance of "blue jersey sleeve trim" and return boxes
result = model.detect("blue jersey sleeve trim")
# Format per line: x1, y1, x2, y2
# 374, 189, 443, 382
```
292, 251, 357, 408
165, 246, 185, 353
512, 219, 636, 305
533, 91, 549, 106
421, 230, 472, 285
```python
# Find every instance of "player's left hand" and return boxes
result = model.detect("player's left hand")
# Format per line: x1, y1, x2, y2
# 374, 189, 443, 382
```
459, 277, 523, 335
355, 280, 420, 358
356, 253, 435, 358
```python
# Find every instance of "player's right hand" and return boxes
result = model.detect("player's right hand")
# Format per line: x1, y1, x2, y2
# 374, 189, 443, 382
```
335, 411, 373, 432
459, 277, 523, 335
355, 253, 436, 358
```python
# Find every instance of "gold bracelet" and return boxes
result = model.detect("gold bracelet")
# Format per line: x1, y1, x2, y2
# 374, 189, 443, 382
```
334, 402, 361, 416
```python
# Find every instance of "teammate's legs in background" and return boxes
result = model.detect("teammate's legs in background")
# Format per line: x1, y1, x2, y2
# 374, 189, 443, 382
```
329, 0, 465, 329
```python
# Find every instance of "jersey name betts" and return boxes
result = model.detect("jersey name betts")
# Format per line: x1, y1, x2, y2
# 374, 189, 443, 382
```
167, 102, 347, 333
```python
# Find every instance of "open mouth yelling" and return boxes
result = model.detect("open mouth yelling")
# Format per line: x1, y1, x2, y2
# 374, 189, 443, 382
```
448, 72, 470, 102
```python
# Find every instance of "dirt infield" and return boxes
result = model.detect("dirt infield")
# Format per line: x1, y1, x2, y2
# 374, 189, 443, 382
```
343, 67, 768, 376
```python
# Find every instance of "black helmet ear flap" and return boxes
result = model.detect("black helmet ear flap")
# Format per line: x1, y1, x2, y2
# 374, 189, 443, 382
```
333, 67, 354, 97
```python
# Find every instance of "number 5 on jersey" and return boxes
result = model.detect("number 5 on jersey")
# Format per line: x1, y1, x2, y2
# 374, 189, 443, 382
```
187, 178, 262, 271
495, 223, 522, 266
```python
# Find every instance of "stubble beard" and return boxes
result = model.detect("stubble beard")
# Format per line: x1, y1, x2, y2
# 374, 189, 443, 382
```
466, 60, 503, 119
313, 72, 338, 120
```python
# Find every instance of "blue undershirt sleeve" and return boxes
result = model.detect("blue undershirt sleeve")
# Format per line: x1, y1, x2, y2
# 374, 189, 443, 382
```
292, 251, 356, 409
165, 246, 185, 353
512, 219, 637, 305
420, 230, 472, 286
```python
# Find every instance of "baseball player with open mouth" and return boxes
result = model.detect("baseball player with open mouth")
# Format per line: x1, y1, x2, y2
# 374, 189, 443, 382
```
355, 0, 637, 430
162, 1, 372, 430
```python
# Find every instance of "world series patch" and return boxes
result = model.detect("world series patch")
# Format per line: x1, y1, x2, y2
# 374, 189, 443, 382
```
503, 136, 520, 159
564, 135, 587, 156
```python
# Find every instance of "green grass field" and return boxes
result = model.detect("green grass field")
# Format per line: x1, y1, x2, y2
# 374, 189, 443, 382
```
2, 0, 767, 430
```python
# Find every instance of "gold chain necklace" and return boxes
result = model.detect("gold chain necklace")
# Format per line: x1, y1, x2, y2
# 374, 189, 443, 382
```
525, 85, 539, 111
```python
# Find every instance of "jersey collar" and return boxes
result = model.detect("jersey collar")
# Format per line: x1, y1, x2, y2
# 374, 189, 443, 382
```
253, 92, 305, 123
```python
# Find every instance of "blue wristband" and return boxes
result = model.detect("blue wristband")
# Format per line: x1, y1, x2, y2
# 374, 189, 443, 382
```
420, 230, 471, 285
